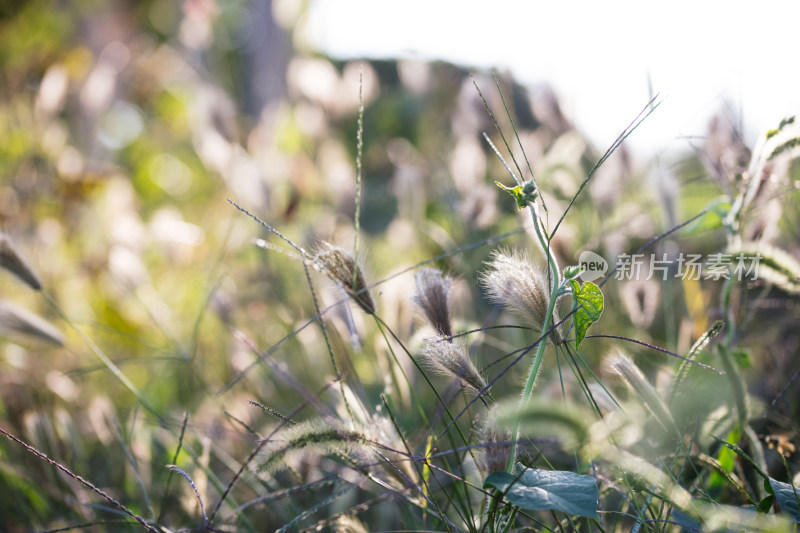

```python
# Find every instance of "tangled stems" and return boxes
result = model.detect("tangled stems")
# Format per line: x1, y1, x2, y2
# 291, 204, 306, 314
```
507, 199, 562, 471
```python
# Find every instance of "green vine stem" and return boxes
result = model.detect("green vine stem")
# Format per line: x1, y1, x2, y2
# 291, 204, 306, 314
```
507, 198, 562, 471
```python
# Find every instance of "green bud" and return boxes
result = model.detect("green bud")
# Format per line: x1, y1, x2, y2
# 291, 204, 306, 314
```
563, 264, 585, 280
495, 180, 538, 209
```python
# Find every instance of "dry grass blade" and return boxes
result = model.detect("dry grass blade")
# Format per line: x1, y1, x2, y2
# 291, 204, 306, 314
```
0, 233, 42, 290
0, 299, 63, 345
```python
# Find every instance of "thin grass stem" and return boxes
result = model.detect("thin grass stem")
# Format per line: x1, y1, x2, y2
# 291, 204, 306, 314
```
353, 66, 364, 293
0, 425, 160, 533
550, 96, 662, 240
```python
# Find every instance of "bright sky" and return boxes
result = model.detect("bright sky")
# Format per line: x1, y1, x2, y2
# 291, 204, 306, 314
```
305, 0, 800, 161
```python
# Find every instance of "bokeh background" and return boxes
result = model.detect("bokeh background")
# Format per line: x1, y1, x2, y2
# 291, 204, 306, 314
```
0, 1, 798, 530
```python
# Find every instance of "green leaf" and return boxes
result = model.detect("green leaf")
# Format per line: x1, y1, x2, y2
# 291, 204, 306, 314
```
568, 280, 604, 348
768, 477, 800, 522
563, 264, 584, 280
757, 495, 775, 514
484, 468, 599, 519
670, 508, 703, 531
684, 197, 731, 235
732, 349, 752, 369
709, 429, 743, 492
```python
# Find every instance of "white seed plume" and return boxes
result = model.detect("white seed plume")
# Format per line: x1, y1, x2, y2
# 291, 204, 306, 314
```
480, 249, 552, 333
412, 267, 454, 338
421, 336, 486, 394
313, 242, 376, 315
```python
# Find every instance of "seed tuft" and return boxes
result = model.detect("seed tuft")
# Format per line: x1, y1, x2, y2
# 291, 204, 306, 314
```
0, 233, 42, 290
0, 299, 64, 345
480, 249, 552, 333
475, 408, 512, 475
421, 336, 486, 394
412, 267, 454, 338
313, 242, 376, 315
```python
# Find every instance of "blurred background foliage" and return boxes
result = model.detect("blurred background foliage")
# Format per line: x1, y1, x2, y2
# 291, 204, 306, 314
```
1, 0, 799, 531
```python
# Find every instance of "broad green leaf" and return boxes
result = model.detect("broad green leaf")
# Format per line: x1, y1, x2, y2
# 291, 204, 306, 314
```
484, 467, 599, 519
568, 280, 603, 348
768, 477, 800, 523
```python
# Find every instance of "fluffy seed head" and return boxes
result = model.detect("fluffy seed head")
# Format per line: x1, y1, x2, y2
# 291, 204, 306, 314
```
421, 337, 486, 394
259, 419, 366, 474
605, 350, 651, 398
413, 268, 453, 338
605, 350, 678, 439
475, 409, 512, 475
313, 242, 376, 315
260, 414, 418, 490
333, 515, 369, 533
0, 233, 42, 290
480, 249, 551, 332
0, 299, 63, 345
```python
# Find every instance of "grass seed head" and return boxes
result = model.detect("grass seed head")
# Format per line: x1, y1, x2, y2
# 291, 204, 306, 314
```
333, 515, 369, 533
475, 408, 512, 475
480, 249, 551, 333
0, 299, 63, 345
412, 267, 454, 338
0, 233, 42, 290
421, 336, 486, 394
605, 350, 678, 441
259, 419, 367, 474
313, 242, 376, 315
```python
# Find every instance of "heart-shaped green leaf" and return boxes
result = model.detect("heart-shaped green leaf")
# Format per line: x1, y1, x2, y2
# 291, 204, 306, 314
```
568, 280, 604, 348
484, 467, 599, 519
769, 477, 800, 523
